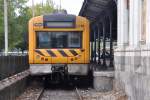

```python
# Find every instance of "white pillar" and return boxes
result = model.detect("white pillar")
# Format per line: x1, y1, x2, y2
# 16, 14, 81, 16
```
146, 0, 150, 76
146, 0, 150, 46
4, 0, 8, 55
117, 0, 129, 47
129, 0, 134, 46
32, 0, 35, 17
129, 0, 142, 47
117, 0, 121, 46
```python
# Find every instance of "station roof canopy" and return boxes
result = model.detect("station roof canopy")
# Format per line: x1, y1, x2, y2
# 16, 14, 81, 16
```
79, 0, 117, 23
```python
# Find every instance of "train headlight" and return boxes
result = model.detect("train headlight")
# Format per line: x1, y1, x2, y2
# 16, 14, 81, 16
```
41, 57, 44, 61
36, 55, 40, 59
75, 57, 78, 60
45, 58, 48, 61
70, 58, 74, 61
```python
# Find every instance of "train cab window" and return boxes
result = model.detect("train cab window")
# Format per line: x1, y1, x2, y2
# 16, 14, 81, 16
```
36, 32, 51, 48
68, 32, 81, 48
36, 31, 82, 49
51, 33, 68, 48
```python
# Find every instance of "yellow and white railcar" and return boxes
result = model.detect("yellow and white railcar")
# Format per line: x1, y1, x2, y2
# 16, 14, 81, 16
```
28, 14, 90, 76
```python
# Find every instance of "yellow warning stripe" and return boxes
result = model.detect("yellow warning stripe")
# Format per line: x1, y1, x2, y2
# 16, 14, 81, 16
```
35, 49, 84, 57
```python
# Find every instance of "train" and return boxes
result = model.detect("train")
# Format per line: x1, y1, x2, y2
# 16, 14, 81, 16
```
28, 13, 90, 81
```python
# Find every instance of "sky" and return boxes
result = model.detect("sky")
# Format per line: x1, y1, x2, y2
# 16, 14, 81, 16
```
27, 0, 84, 15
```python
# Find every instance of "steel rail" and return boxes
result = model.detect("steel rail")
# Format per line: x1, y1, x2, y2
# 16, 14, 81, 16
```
37, 88, 45, 100
75, 87, 83, 100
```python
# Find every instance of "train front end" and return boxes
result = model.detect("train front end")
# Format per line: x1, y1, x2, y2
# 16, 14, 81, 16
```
28, 14, 90, 76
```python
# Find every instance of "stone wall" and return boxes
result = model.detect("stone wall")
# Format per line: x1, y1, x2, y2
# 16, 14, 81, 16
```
114, 47, 150, 100
0, 76, 28, 100
0, 56, 29, 100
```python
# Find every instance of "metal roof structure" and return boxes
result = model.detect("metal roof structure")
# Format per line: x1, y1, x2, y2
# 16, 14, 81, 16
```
79, 0, 117, 40
79, 0, 117, 23
79, 0, 117, 69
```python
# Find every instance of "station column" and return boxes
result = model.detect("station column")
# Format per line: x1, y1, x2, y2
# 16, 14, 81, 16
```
115, 0, 143, 97
102, 22, 106, 70
114, 0, 129, 91
146, 0, 150, 75
146, 0, 150, 46
117, 0, 129, 47
115, 0, 129, 72
129, 0, 142, 47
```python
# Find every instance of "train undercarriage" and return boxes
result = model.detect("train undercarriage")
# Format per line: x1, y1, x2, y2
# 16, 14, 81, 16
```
30, 64, 93, 84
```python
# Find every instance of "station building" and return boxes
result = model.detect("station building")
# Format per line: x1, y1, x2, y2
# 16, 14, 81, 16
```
80, 0, 150, 99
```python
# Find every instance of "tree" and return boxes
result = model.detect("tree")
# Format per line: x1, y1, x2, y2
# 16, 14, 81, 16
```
28, 0, 55, 16
0, 0, 56, 51
15, 0, 56, 50
0, 0, 4, 50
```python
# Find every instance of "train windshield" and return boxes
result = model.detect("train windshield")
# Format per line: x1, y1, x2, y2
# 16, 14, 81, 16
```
36, 31, 82, 49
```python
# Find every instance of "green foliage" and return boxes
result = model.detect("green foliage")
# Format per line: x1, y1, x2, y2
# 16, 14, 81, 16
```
34, 0, 55, 16
0, 0, 4, 50
0, 0, 56, 51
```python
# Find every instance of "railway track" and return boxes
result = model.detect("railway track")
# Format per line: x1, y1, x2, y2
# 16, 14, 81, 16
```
37, 88, 45, 100
17, 86, 84, 100
75, 87, 83, 100
38, 87, 83, 100
16, 86, 44, 100
17, 85, 126, 100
